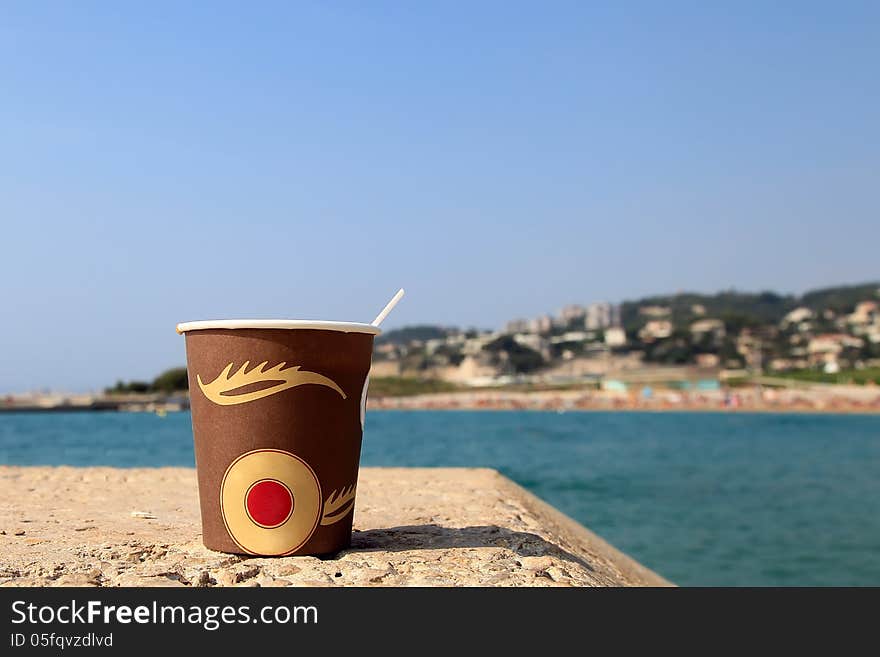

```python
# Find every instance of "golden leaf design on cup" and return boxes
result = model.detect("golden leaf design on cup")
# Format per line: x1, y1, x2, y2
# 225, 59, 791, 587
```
320, 484, 357, 526
197, 361, 347, 406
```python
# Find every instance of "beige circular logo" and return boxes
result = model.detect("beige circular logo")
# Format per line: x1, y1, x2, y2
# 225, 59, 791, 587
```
220, 449, 322, 555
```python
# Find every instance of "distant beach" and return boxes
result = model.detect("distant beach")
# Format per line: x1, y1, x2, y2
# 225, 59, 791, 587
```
4, 381, 880, 415
367, 385, 880, 414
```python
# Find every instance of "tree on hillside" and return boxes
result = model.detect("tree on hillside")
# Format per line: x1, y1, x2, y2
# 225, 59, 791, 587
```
105, 367, 189, 394
152, 367, 189, 392
375, 325, 452, 345
800, 283, 880, 313
483, 335, 545, 373
106, 380, 151, 394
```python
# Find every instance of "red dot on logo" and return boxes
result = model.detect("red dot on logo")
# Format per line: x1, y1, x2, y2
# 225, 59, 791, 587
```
245, 479, 294, 528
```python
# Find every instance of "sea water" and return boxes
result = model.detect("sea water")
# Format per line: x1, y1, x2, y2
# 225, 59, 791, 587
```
2, 409, 878, 586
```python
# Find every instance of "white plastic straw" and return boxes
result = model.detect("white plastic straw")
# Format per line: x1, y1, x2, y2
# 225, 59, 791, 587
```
371, 288, 405, 326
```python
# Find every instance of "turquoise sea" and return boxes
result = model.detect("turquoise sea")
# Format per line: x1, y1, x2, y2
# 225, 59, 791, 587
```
2, 410, 879, 586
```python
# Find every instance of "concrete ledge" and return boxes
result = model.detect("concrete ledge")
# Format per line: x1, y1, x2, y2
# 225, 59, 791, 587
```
0, 466, 670, 587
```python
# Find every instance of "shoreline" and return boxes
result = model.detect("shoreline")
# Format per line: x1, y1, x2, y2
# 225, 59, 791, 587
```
370, 405, 880, 416
4, 383, 879, 416
366, 386, 880, 415
2, 402, 878, 416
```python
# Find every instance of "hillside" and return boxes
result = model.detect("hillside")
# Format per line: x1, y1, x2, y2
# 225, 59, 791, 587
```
381, 283, 879, 339
371, 281, 880, 377
800, 283, 880, 313
375, 325, 456, 345
620, 291, 795, 333
620, 282, 879, 333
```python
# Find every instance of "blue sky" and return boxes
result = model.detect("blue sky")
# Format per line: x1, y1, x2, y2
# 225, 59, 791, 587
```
2, 2, 878, 391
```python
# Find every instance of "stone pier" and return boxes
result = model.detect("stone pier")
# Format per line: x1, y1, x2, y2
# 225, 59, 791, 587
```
0, 466, 670, 587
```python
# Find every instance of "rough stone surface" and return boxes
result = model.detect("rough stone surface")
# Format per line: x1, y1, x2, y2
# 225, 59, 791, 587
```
0, 466, 670, 587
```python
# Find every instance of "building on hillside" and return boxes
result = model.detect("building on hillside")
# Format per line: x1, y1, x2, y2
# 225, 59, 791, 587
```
375, 343, 397, 356
513, 333, 546, 353
690, 318, 726, 340
807, 333, 865, 369
585, 302, 614, 330
442, 355, 499, 385
444, 333, 466, 346
560, 305, 586, 322
611, 304, 622, 327
424, 338, 445, 355
638, 320, 673, 342
848, 301, 878, 327
528, 315, 553, 334
808, 334, 864, 355
583, 341, 609, 356
639, 305, 671, 318
736, 330, 764, 369
695, 353, 720, 368
781, 307, 814, 329
370, 360, 402, 377
462, 334, 495, 355
768, 357, 809, 372
549, 331, 591, 344
505, 319, 529, 334
604, 327, 627, 347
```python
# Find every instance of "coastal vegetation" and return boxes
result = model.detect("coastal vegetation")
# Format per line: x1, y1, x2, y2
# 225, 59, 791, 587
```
482, 335, 545, 373
107, 367, 188, 394
619, 282, 880, 332
768, 367, 880, 386
368, 377, 460, 397
375, 325, 458, 345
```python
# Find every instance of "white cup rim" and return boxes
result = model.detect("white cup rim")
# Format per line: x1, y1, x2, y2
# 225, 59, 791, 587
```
176, 319, 382, 335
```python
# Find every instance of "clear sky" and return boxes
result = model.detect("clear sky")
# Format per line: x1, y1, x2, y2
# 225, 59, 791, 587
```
2, 2, 878, 392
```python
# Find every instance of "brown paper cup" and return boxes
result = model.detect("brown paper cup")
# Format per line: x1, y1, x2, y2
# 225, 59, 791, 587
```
177, 319, 379, 556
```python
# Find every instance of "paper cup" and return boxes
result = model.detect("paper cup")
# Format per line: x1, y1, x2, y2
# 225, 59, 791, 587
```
177, 319, 379, 556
